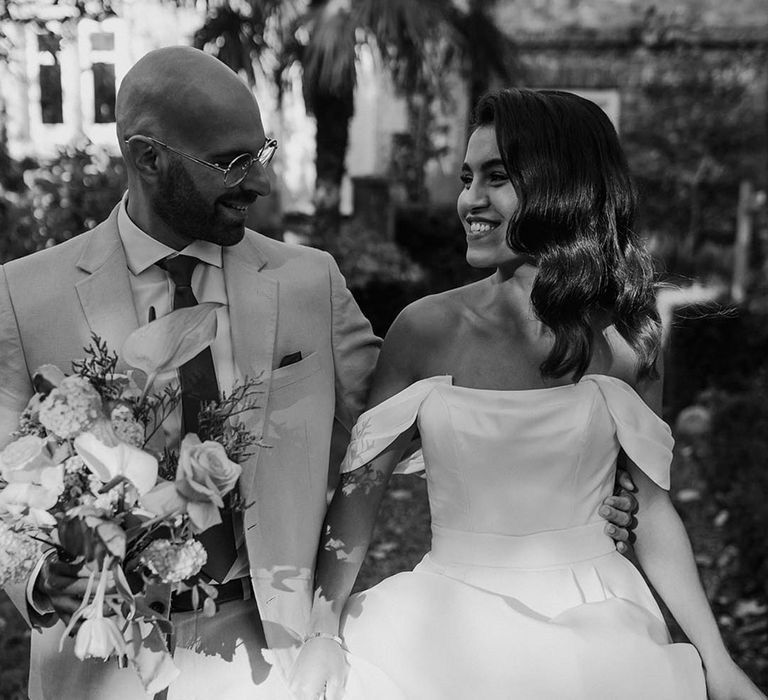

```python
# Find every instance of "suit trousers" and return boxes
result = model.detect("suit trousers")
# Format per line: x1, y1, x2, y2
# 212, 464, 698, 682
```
27, 599, 294, 700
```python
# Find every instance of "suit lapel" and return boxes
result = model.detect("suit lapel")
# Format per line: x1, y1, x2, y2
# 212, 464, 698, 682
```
75, 210, 141, 369
223, 234, 278, 495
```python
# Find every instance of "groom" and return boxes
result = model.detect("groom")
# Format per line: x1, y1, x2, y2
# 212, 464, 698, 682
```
0, 47, 636, 699
0, 46, 381, 699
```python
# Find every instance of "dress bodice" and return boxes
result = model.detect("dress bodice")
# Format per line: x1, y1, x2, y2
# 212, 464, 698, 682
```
341, 375, 673, 537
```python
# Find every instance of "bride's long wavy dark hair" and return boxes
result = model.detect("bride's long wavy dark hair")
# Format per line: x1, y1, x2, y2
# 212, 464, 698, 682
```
472, 88, 661, 381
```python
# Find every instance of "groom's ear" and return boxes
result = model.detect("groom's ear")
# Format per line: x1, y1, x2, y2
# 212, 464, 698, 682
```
124, 136, 163, 184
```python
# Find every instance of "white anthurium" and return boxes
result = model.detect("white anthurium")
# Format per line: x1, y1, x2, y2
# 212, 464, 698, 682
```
74, 433, 158, 496
121, 303, 220, 400
141, 481, 222, 534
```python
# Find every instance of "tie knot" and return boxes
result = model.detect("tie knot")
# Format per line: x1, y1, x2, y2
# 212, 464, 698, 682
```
159, 255, 199, 288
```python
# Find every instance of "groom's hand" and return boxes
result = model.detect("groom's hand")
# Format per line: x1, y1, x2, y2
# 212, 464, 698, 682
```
289, 637, 348, 700
33, 554, 94, 624
599, 468, 638, 554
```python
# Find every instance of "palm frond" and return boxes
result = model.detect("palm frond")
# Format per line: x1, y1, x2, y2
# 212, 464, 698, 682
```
352, 0, 447, 51
301, 4, 357, 113
447, 0, 514, 84
352, 0, 450, 92
193, 0, 298, 84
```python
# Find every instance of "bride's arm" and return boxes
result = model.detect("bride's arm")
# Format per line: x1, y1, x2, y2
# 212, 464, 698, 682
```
289, 307, 424, 700
629, 467, 764, 699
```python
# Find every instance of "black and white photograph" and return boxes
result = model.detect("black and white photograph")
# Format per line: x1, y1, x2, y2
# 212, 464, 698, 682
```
0, 1, 766, 698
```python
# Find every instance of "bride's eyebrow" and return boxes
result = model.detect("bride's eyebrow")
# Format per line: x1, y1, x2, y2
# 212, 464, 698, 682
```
482, 158, 506, 170
461, 158, 506, 173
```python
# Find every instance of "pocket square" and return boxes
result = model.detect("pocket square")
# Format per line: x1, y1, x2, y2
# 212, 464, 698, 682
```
279, 352, 303, 368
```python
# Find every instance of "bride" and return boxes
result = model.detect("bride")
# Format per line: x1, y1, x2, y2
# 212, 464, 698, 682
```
289, 89, 764, 700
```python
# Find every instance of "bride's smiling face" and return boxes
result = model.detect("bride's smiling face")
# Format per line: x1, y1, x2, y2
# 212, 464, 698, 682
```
457, 126, 521, 270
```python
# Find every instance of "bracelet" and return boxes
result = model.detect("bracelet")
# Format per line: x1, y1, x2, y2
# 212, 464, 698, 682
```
303, 631, 346, 648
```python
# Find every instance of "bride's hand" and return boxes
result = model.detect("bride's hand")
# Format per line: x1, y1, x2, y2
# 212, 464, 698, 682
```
705, 656, 766, 700
289, 636, 349, 700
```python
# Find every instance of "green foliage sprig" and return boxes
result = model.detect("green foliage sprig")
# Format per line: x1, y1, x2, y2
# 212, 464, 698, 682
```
197, 376, 264, 465
72, 333, 119, 398
139, 384, 182, 448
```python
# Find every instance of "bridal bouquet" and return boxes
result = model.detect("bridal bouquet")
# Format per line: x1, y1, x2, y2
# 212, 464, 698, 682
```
0, 303, 261, 694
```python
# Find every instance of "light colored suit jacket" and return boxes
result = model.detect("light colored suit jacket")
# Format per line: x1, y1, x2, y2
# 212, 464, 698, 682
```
0, 206, 380, 685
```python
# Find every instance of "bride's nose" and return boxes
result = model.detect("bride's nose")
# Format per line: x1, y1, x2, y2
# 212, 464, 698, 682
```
459, 182, 490, 214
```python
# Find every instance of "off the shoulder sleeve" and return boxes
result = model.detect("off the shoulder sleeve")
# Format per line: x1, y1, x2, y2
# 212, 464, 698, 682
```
585, 375, 674, 490
340, 376, 452, 475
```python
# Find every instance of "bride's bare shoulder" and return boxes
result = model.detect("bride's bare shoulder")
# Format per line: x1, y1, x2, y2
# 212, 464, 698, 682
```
389, 282, 480, 342
373, 282, 482, 386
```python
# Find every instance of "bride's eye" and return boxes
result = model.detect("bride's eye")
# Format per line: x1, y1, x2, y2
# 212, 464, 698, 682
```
459, 173, 473, 189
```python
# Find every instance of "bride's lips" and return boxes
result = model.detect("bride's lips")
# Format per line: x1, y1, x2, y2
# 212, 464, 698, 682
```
466, 218, 502, 241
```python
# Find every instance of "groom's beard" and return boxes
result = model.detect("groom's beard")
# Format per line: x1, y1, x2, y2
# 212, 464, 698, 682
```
153, 158, 248, 247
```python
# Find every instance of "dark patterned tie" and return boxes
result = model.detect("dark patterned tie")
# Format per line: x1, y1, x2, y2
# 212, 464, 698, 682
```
158, 255, 237, 582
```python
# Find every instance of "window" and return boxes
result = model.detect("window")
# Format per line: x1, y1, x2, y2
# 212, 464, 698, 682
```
93, 62, 116, 123
90, 32, 115, 51
37, 33, 63, 124
89, 31, 116, 124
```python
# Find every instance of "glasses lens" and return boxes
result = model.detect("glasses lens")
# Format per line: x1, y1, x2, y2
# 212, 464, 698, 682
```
258, 139, 277, 167
224, 154, 254, 188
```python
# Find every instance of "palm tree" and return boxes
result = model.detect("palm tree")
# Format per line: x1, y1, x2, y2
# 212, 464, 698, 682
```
192, 0, 512, 246
450, 0, 515, 133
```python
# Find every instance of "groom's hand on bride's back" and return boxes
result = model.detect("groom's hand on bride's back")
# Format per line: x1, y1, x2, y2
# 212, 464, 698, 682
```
599, 467, 639, 554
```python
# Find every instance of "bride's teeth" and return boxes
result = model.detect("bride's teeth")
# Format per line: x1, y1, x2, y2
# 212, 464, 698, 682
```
469, 222, 494, 233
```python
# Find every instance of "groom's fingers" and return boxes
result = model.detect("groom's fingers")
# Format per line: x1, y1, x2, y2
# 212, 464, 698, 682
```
603, 493, 638, 520
600, 503, 631, 528
616, 469, 638, 494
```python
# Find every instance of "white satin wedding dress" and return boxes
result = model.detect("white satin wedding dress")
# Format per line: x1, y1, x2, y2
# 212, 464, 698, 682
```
337, 375, 707, 699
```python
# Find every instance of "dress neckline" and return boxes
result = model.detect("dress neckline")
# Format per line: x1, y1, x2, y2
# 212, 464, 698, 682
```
440, 373, 636, 396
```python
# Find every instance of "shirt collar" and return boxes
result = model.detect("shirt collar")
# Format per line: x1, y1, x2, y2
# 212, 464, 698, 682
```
117, 193, 223, 274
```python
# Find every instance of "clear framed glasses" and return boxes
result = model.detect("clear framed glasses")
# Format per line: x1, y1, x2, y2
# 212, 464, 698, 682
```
125, 135, 278, 188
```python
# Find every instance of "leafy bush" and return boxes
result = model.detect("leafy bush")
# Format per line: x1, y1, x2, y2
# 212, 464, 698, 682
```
394, 203, 485, 293
699, 373, 768, 687
707, 372, 768, 593
0, 141, 126, 264
664, 308, 768, 417
669, 308, 768, 689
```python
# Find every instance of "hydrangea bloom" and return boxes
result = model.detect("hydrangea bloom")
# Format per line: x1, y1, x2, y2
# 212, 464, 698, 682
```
0, 521, 44, 587
110, 405, 145, 448
140, 539, 207, 583
39, 377, 102, 439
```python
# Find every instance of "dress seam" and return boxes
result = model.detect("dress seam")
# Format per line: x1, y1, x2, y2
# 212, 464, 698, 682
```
434, 388, 474, 529
568, 385, 597, 523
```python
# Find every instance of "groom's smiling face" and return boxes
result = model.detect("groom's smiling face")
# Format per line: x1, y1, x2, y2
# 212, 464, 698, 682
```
152, 94, 272, 248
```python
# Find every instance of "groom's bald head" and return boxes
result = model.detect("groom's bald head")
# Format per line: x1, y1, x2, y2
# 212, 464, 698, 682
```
116, 46, 262, 152
115, 46, 271, 251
